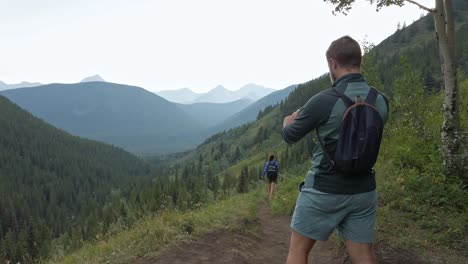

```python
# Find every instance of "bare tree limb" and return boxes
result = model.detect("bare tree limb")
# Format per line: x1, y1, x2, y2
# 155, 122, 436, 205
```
404, 0, 434, 13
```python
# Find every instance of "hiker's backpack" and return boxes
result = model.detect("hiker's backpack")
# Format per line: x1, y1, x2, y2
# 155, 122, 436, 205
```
316, 87, 385, 174
267, 162, 278, 173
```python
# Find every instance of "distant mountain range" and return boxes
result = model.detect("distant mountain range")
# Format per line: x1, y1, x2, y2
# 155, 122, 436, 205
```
157, 88, 201, 104
176, 99, 253, 127
210, 84, 297, 132
0, 82, 202, 154
0, 81, 42, 91
0, 75, 295, 153
0, 74, 106, 91
0, 80, 295, 153
1, 76, 274, 105
157, 83, 275, 104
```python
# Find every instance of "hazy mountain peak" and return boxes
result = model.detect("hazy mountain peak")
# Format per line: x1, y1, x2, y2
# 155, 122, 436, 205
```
157, 83, 275, 104
179, 87, 195, 92
159, 87, 198, 94
0, 80, 43, 91
156, 87, 201, 104
81, 74, 106, 83
239, 83, 260, 90
239, 83, 273, 91
211, 85, 228, 92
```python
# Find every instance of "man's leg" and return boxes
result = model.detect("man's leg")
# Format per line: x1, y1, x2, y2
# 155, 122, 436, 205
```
286, 230, 316, 264
338, 191, 378, 264
345, 240, 376, 264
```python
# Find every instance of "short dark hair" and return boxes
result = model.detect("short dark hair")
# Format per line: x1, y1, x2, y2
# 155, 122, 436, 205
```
326, 36, 362, 69
269, 154, 275, 161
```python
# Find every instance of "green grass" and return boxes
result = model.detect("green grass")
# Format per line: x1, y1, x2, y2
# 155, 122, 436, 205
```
49, 190, 261, 264
269, 174, 302, 216
374, 160, 467, 262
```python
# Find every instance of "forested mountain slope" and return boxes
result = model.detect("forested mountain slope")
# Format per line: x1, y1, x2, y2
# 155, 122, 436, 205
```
371, 0, 468, 94
0, 95, 151, 262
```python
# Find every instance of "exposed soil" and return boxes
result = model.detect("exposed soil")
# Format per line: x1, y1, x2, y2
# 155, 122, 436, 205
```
135, 203, 337, 264
135, 202, 456, 264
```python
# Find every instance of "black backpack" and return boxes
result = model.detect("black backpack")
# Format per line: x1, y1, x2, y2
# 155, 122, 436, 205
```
267, 162, 278, 173
316, 87, 385, 174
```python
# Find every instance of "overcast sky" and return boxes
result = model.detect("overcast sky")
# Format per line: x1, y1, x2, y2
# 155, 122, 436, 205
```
0, 0, 433, 92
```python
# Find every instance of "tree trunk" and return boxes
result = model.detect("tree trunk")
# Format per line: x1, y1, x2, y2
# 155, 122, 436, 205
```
433, 0, 461, 178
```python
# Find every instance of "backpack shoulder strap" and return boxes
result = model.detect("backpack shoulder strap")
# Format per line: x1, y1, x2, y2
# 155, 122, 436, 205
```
315, 128, 335, 166
365, 87, 378, 105
332, 87, 354, 107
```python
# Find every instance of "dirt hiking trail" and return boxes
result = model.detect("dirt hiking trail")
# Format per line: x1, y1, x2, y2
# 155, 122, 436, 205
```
136, 203, 337, 264
133, 201, 465, 264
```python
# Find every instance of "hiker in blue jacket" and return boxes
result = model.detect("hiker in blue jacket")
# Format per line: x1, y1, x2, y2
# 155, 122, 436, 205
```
262, 154, 279, 199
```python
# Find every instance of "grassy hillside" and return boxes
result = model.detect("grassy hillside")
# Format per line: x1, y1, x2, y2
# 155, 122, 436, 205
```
50, 191, 260, 264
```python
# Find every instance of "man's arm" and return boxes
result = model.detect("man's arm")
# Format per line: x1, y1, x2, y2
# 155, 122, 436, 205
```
282, 91, 335, 144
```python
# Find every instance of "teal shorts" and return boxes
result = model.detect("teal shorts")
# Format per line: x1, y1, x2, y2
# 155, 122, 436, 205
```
290, 185, 378, 244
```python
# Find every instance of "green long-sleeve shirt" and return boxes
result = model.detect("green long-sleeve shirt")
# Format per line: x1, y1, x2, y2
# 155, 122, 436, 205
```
282, 73, 388, 194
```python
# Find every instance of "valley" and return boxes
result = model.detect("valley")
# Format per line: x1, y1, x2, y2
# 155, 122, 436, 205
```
0, 1, 467, 263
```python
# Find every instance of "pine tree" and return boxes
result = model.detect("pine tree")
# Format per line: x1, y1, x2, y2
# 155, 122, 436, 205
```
237, 166, 249, 193
233, 146, 241, 161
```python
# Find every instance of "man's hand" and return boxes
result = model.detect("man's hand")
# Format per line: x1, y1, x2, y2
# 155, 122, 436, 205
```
283, 109, 301, 128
